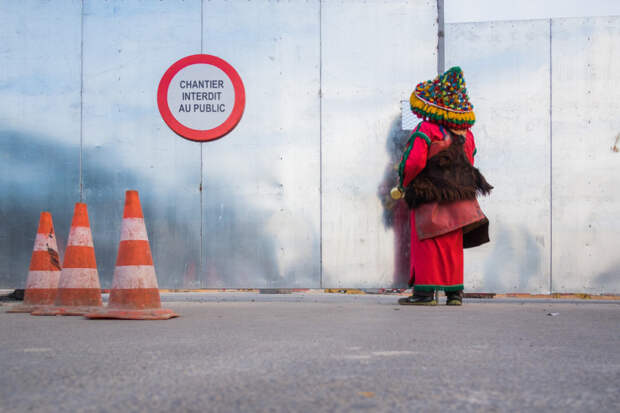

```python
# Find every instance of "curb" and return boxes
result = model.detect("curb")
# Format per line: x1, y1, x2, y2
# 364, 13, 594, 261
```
3, 289, 619, 301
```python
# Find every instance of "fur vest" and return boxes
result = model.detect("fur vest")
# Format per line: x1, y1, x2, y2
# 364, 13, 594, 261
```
405, 136, 493, 209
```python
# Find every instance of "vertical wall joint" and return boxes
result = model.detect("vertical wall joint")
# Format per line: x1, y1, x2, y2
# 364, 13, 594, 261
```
200, 0, 205, 286
79, 0, 85, 201
437, 0, 445, 75
319, 0, 323, 289
549, 18, 553, 294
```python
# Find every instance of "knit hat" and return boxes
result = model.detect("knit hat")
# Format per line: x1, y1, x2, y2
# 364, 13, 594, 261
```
410, 66, 475, 130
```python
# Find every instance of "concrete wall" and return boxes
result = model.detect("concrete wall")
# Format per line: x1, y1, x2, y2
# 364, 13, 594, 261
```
2, 2, 618, 293
321, 0, 437, 287
446, 16, 620, 293
551, 17, 620, 293
0, 0, 437, 289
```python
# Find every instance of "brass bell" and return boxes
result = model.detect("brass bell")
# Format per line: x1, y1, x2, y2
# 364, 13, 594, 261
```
390, 187, 404, 200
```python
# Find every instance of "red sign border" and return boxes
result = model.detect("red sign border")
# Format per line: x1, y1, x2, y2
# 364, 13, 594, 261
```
157, 54, 245, 142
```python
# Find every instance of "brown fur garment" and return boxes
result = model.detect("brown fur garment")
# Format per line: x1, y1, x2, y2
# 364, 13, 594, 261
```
405, 138, 493, 209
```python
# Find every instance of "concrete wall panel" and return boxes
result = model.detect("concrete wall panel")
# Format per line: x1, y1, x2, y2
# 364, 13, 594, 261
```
200, 0, 321, 288
82, 0, 202, 288
446, 20, 551, 293
551, 17, 620, 293
322, 0, 437, 288
0, 0, 82, 288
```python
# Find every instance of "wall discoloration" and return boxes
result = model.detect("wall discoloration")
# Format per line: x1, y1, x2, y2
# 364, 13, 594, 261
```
1, 4, 618, 293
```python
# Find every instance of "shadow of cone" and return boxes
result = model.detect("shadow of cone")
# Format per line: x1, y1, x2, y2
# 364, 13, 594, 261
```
7, 212, 61, 313
32, 203, 103, 316
85, 190, 178, 320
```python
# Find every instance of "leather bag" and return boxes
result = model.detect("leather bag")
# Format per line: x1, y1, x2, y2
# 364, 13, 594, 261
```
414, 199, 489, 248
413, 129, 490, 248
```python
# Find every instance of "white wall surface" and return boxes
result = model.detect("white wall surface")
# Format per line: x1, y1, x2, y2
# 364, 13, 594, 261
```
446, 16, 620, 293
321, 0, 437, 288
446, 20, 551, 293
2, 2, 618, 293
445, 0, 620, 23
551, 17, 620, 293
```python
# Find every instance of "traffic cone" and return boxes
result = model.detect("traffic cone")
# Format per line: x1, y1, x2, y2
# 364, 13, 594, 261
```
85, 190, 178, 320
32, 203, 103, 316
7, 212, 61, 313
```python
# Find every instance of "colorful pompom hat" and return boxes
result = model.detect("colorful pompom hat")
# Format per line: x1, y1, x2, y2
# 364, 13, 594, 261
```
410, 66, 475, 130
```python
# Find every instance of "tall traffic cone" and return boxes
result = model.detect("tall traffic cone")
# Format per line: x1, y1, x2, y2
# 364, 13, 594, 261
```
7, 212, 61, 313
86, 190, 178, 320
32, 203, 103, 316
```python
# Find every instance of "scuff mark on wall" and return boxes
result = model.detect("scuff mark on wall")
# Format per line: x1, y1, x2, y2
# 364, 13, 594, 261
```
593, 260, 620, 291
612, 133, 619, 153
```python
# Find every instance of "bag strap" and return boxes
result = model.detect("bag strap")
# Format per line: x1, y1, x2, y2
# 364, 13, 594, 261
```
428, 127, 452, 159
397, 123, 430, 188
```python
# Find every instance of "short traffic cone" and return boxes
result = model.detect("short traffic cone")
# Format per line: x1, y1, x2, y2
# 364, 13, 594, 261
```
7, 212, 61, 313
85, 190, 178, 320
32, 203, 103, 316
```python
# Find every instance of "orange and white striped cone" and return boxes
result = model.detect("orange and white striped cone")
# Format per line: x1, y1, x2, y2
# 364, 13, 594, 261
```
7, 212, 61, 313
32, 203, 103, 316
85, 190, 178, 320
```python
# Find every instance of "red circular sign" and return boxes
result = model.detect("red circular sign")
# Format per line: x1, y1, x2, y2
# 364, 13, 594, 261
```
157, 54, 245, 142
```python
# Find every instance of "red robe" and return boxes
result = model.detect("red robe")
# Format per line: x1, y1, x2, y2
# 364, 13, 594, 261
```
402, 121, 476, 292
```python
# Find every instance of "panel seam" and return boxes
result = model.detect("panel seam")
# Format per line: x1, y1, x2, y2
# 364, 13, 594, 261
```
549, 18, 553, 294
79, 0, 85, 202
437, 0, 445, 75
319, 0, 323, 289
200, 0, 205, 287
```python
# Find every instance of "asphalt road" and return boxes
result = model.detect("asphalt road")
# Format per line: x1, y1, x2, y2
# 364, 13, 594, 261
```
1, 294, 619, 412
